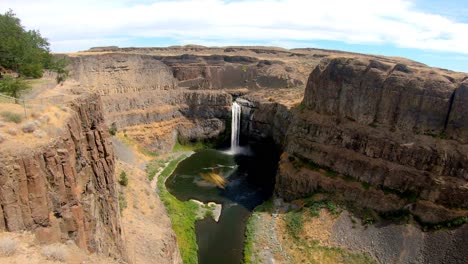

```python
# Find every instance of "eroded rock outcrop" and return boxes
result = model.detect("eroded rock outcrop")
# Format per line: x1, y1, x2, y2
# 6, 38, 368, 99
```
70, 54, 178, 95
241, 58, 468, 224
69, 53, 237, 153
0, 94, 125, 259
447, 80, 468, 143
161, 54, 304, 89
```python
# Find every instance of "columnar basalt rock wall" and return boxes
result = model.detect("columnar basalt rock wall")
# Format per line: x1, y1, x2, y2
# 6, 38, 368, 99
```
101, 90, 232, 153
447, 80, 468, 143
161, 55, 304, 89
303, 58, 466, 141
0, 94, 125, 259
242, 58, 468, 224
70, 53, 238, 153
70, 54, 178, 95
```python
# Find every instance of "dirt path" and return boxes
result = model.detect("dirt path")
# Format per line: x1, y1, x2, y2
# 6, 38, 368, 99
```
249, 208, 291, 263
112, 138, 183, 264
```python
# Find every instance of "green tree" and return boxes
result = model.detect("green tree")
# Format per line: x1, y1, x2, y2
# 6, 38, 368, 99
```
0, 75, 30, 98
50, 56, 70, 84
0, 9, 61, 79
119, 171, 129, 187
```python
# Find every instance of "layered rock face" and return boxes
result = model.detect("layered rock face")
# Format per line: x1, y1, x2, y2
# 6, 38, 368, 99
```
303, 58, 467, 142
160, 54, 304, 89
70, 54, 178, 95
102, 90, 232, 152
69, 53, 235, 152
241, 57, 468, 224
0, 94, 125, 258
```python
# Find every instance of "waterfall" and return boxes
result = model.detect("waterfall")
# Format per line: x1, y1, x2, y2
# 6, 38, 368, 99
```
231, 101, 241, 152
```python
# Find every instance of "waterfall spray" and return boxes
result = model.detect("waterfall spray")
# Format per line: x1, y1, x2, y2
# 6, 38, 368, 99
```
231, 101, 241, 152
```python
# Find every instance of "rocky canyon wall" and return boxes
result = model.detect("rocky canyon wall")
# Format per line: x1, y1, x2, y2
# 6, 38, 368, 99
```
159, 54, 304, 89
67, 50, 467, 224
241, 57, 468, 224
0, 94, 125, 259
69, 53, 237, 152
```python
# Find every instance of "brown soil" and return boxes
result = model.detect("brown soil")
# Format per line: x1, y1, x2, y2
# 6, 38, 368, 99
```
114, 138, 182, 264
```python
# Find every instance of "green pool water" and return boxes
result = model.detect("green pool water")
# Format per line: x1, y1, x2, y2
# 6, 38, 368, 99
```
166, 146, 278, 264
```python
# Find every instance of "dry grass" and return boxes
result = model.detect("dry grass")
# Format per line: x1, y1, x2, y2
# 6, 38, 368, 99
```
277, 209, 376, 264
0, 231, 119, 264
41, 244, 69, 262
0, 104, 71, 154
0, 111, 23, 123
0, 237, 17, 256
116, 159, 182, 264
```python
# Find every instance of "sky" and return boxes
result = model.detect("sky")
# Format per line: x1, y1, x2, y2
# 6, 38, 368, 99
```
1, 0, 467, 72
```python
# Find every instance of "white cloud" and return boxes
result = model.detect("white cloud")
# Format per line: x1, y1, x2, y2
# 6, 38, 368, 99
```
1, 0, 468, 53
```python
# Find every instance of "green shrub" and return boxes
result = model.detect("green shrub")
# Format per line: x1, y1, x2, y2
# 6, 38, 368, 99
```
304, 199, 339, 216
255, 199, 273, 212
118, 193, 127, 213
19, 63, 43, 78
296, 103, 306, 113
361, 182, 370, 190
204, 209, 214, 219
141, 149, 159, 157
0, 111, 22, 123
284, 210, 303, 240
0, 75, 31, 98
172, 139, 210, 152
118, 171, 128, 186
243, 213, 257, 264
108, 126, 117, 136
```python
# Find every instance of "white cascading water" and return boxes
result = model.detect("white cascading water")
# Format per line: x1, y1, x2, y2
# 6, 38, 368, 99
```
231, 101, 241, 152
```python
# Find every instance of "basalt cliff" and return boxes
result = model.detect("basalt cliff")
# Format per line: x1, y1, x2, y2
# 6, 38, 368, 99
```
1, 45, 467, 263
66, 45, 468, 225
241, 57, 468, 224
0, 94, 126, 259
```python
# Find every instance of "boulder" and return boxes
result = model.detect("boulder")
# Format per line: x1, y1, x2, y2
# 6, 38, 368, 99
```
22, 121, 37, 133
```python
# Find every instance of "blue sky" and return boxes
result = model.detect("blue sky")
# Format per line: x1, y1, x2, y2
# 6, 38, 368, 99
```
1, 0, 467, 72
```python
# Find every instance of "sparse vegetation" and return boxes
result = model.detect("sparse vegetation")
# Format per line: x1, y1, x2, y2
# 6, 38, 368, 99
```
108, 126, 117, 136
118, 193, 127, 213
281, 207, 376, 264
146, 158, 169, 181
172, 138, 210, 152
244, 197, 375, 264
204, 208, 214, 219
153, 154, 199, 264
255, 199, 274, 212
0, 111, 22, 123
361, 182, 370, 190
41, 244, 68, 262
243, 213, 257, 264
118, 171, 128, 186
303, 199, 340, 216
426, 132, 448, 140
295, 102, 306, 113
141, 149, 159, 157
420, 216, 468, 231
0, 75, 31, 98
0, 237, 17, 256
243, 199, 274, 264
284, 210, 304, 240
